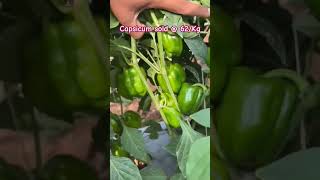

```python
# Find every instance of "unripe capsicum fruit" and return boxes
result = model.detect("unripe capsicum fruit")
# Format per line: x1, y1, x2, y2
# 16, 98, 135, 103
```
178, 83, 207, 115
213, 5, 242, 66
162, 33, 183, 57
213, 157, 231, 180
211, 5, 242, 102
123, 110, 142, 128
216, 67, 301, 168
117, 67, 147, 99
160, 93, 182, 128
157, 63, 186, 93
22, 18, 108, 116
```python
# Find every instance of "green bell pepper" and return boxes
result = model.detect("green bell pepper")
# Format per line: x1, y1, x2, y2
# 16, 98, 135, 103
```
111, 140, 130, 158
178, 83, 206, 115
213, 157, 230, 180
216, 67, 299, 168
212, 60, 228, 102
123, 110, 142, 128
162, 106, 182, 128
22, 18, 108, 116
162, 33, 183, 57
110, 113, 123, 135
213, 5, 242, 66
157, 63, 186, 93
160, 93, 182, 128
117, 67, 147, 99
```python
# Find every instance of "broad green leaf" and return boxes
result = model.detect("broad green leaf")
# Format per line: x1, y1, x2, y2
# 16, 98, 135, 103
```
163, 136, 180, 156
110, 156, 142, 180
184, 37, 207, 64
186, 136, 210, 180
256, 148, 320, 180
121, 126, 151, 163
140, 166, 167, 180
190, 108, 210, 128
240, 13, 287, 66
184, 65, 200, 82
293, 11, 320, 38
176, 121, 203, 177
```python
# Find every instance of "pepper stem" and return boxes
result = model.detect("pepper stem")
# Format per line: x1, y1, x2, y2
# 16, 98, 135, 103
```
130, 37, 174, 135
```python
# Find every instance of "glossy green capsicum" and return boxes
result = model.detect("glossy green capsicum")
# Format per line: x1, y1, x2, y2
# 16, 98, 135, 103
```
216, 67, 299, 168
213, 157, 230, 180
123, 110, 142, 128
117, 67, 147, 99
22, 18, 108, 116
213, 5, 242, 66
162, 33, 183, 57
157, 63, 186, 93
162, 106, 182, 128
178, 83, 206, 115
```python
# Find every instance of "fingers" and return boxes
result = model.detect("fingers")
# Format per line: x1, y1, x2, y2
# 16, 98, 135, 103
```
110, 0, 146, 39
149, 0, 210, 18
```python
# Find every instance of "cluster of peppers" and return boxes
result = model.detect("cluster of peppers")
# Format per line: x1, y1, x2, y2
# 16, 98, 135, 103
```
212, 5, 303, 178
116, 32, 207, 129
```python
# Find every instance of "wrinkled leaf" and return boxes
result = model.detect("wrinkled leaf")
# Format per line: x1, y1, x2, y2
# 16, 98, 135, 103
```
121, 126, 151, 163
110, 156, 142, 180
184, 37, 207, 64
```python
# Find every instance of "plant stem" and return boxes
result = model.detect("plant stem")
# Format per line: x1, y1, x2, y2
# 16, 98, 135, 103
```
292, 28, 306, 150
150, 11, 181, 112
32, 108, 42, 177
130, 37, 174, 135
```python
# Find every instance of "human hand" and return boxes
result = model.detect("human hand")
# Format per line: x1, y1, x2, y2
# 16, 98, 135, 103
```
110, 0, 210, 39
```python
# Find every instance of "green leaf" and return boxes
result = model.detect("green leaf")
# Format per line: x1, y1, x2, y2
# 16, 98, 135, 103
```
240, 13, 287, 66
176, 121, 203, 177
163, 136, 180, 156
144, 121, 162, 140
186, 136, 210, 180
121, 126, 151, 163
170, 173, 185, 180
140, 166, 167, 180
184, 65, 200, 82
110, 156, 142, 180
110, 11, 119, 29
256, 148, 320, 180
184, 37, 207, 64
190, 108, 210, 128
293, 11, 320, 38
